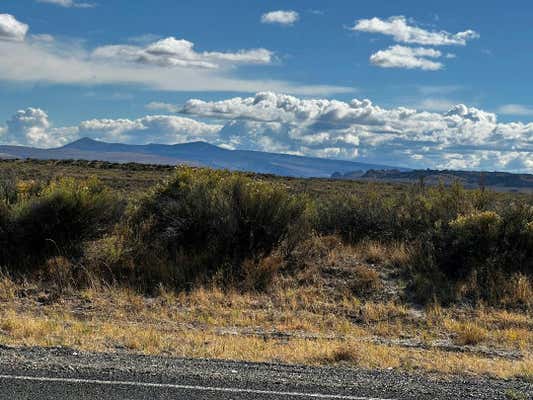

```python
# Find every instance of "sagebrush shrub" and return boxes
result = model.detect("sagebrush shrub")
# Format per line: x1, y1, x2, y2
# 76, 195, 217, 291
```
0, 177, 124, 271
121, 167, 309, 289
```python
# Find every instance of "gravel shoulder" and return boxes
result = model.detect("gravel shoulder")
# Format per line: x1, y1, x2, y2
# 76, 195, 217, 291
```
0, 345, 531, 400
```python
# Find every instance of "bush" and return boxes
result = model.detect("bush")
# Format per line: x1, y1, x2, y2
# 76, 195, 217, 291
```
0, 177, 124, 272
438, 211, 503, 280
412, 205, 533, 305
120, 167, 309, 290
0, 201, 10, 263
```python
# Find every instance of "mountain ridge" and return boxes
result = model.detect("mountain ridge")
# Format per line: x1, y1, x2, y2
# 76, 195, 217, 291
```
0, 138, 406, 178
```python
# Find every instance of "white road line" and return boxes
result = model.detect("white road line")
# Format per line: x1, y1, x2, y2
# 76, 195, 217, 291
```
0, 374, 395, 400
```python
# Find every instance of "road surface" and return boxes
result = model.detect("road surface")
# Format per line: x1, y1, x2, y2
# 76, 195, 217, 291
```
0, 346, 530, 399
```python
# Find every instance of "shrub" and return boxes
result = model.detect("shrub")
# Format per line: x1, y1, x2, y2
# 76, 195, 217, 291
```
439, 211, 503, 280
0, 177, 124, 272
120, 167, 309, 290
0, 172, 18, 205
316, 192, 394, 242
0, 201, 10, 263
412, 206, 533, 305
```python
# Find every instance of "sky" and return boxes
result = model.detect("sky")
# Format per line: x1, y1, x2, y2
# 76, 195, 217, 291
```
0, 0, 532, 172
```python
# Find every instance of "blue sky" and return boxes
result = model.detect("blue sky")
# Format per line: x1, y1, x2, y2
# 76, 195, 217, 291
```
0, 0, 532, 172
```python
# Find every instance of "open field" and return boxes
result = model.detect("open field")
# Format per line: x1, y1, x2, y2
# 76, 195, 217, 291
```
0, 159, 531, 384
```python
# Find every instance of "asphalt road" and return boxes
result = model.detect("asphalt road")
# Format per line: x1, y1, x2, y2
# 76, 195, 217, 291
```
0, 346, 530, 400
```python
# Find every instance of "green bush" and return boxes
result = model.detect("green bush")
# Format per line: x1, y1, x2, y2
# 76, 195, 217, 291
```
120, 167, 309, 289
0, 177, 124, 272
0, 201, 10, 264
315, 182, 484, 243
413, 205, 533, 305
315, 180, 532, 306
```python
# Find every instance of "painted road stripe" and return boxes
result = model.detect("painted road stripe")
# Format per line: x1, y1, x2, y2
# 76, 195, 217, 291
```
0, 374, 395, 400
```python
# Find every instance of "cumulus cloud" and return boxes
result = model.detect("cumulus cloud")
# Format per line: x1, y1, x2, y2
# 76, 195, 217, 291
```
179, 92, 533, 172
261, 10, 299, 25
0, 14, 28, 42
93, 37, 274, 69
1, 109, 222, 147
352, 16, 478, 70
78, 115, 222, 144
370, 45, 443, 70
351, 16, 479, 46
2, 95, 533, 172
4, 108, 73, 147
36, 0, 95, 8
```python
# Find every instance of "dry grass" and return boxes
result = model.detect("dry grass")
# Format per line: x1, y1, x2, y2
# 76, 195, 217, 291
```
350, 265, 382, 296
0, 237, 530, 381
0, 306, 531, 379
0, 275, 17, 301
503, 274, 533, 309
448, 321, 489, 346
0, 276, 531, 380
352, 241, 413, 269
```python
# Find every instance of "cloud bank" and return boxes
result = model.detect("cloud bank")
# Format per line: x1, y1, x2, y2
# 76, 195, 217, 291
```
180, 93, 532, 172
2, 93, 532, 173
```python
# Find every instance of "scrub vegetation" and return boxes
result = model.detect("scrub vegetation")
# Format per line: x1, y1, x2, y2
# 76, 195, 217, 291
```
0, 159, 531, 380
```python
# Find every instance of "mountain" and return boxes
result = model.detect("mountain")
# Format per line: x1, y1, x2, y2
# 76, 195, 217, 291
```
0, 138, 406, 178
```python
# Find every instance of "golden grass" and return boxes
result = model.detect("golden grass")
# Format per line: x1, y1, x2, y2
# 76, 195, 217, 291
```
0, 307, 531, 379
0, 276, 17, 302
448, 321, 489, 346
352, 241, 412, 268
0, 278, 531, 380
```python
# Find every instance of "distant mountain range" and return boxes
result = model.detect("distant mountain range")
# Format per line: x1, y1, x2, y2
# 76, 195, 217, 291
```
0, 138, 405, 178
334, 169, 533, 193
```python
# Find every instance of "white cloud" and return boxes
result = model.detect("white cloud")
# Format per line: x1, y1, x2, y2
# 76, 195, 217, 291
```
498, 104, 533, 117
0, 14, 28, 42
0, 28, 351, 95
351, 16, 479, 46
36, 0, 95, 8
1, 109, 222, 147
2, 95, 533, 172
4, 108, 72, 147
179, 92, 533, 172
93, 37, 274, 69
78, 115, 222, 144
370, 45, 443, 70
261, 10, 299, 26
